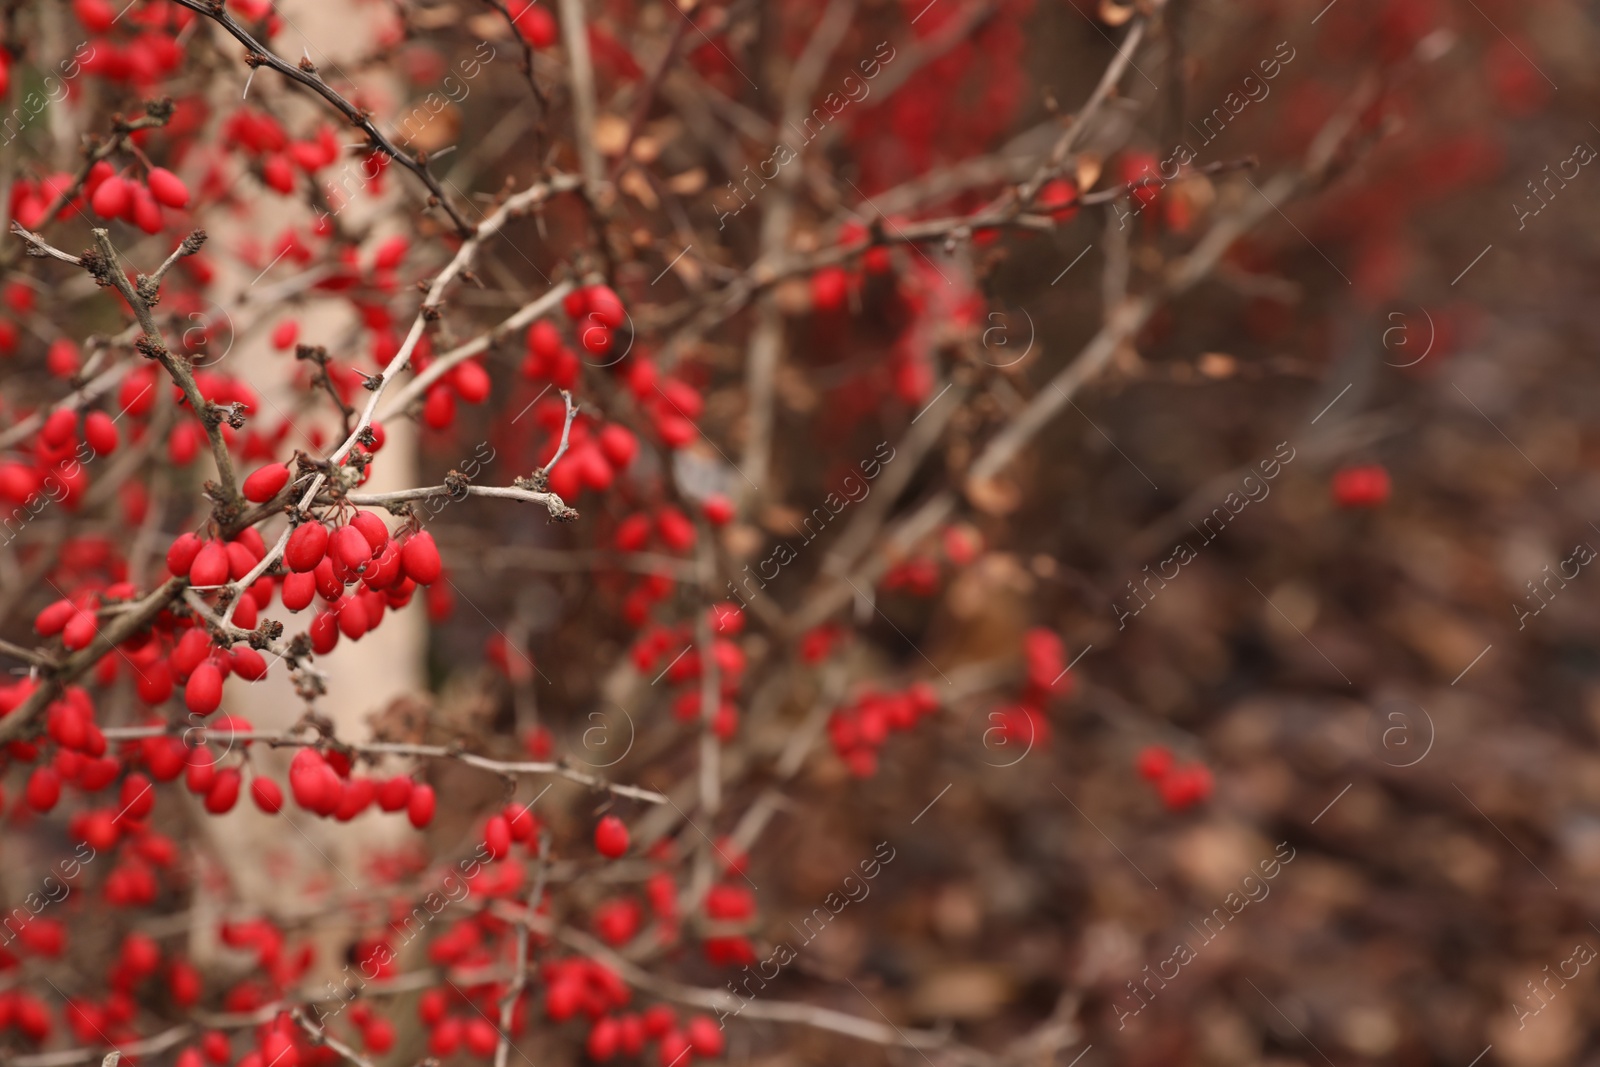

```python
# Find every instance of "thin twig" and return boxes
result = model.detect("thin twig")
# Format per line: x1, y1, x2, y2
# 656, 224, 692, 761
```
168, 0, 477, 236
98, 726, 668, 803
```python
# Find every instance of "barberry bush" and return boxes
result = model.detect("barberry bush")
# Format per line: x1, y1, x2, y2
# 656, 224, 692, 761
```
0, 0, 1558, 1062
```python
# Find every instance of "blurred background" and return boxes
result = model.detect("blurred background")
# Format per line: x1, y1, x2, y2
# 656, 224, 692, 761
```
6, 0, 1600, 1065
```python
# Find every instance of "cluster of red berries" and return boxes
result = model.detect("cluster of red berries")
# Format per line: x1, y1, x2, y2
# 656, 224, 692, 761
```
1135, 745, 1214, 811
827, 682, 942, 778
520, 398, 641, 501
69, 0, 202, 81
880, 526, 982, 596
42, 948, 194, 1047
222, 112, 346, 199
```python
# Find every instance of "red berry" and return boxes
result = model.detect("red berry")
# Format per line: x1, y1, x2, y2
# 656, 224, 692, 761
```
136, 659, 175, 704
35, 598, 75, 636
42, 408, 77, 447
204, 768, 242, 814
505, 802, 535, 841
189, 542, 230, 586
26, 767, 61, 811
47, 338, 80, 378
595, 815, 629, 858
166, 533, 204, 577
452, 360, 491, 404
251, 777, 284, 813
83, 411, 119, 455
587, 1018, 621, 1062
281, 571, 316, 612
74, 0, 115, 31
1135, 745, 1174, 782
349, 510, 390, 552
597, 425, 638, 469
158, 959, 198, 1007
185, 661, 223, 716
1037, 177, 1080, 222
62, 610, 97, 651
230, 647, 268, 681
463, 1018, 497, 1058
702, 494, 734, 526
685, 1015, 724, 1057
91, 175, 130, 219
401, 531, 442, 584
1332, 464, 1391, 509
587, 285, 626, 329
363, 1017, 395, 1054
272, 320, 299, 350
422, 385, 455, 429
202, 1032, 231, 1064
408, 783, 437, 828
521, 3, 558, 47
527, 319, 563, 360
332, 523, 373, 570
285, 522, 329, 572
120, 773, 155, 819
810, 266, 849, 312
243, 463, 291, 502
130, 184, 163, 234
146, 167, 190, 209
376, 776, 413, 812
484, 814, 512, 860
656, 508, 695, 552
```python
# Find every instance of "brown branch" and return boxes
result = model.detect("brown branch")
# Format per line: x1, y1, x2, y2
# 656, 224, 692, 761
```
167, 0, 477, 237
0, 578, 186, 745
99, 726, 668, 803
214, 172, 583, 628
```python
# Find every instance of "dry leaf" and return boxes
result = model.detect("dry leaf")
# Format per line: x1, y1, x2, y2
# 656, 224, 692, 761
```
667, 168, 707, 196
407, 107, 460, 154
774, 277, 811, 316
720, 523, 765, 560
1098, 0, 1135, 26
593, 113, 631, 156
911, 965, 1014, 1020
776, 363, 819, 414
412, 4, 465, 30
463, 12, 507, 37
668, 252, 702, 289
630, 134, 661, 164
1075, 152, 1103, 192
618, 168, 659, 210
964, 474, 1022, 515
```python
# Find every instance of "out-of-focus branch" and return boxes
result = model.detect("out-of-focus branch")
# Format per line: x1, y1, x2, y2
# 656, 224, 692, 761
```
557, 0, 604, 202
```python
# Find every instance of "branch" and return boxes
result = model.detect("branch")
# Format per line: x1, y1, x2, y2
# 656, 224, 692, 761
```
291, 1010, 376, 1067
215, 173, 584, 627
0, 353, 133, 451
495, 831, 550, 1067
556, 0, 605, 202
168, 0, 477, 237
376, 280, 575, 419
10, 221, 83, 265
88, 228, 242, 508
343, 482, 573, 521
99, 726, 669, 803
0, 578, 187, 745
540, 389, 580, 475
